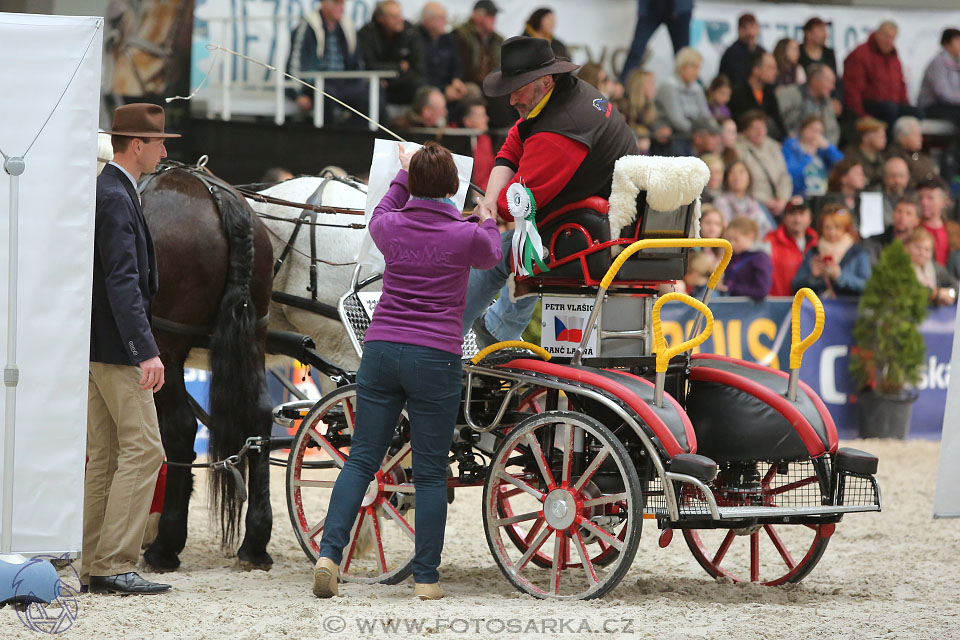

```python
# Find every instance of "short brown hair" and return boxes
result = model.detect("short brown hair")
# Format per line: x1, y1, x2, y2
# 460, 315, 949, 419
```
896, 194, 920, 212
726, 216, 759, 238
111, 135, 151, 153
904, 227, 934, 247
738, 109, 766, 131
408, 141, 459, 198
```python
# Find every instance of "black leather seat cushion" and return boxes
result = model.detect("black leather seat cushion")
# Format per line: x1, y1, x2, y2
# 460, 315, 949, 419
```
835, 447, 879, 475
669, 453, 718, 483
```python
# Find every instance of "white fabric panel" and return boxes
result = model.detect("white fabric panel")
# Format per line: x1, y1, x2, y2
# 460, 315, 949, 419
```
934, 307, 960, 518
0, 13, 103, 553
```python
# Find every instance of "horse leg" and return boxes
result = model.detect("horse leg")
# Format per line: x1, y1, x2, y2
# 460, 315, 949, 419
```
144, 358, 197, 572
236, 382, 275, 570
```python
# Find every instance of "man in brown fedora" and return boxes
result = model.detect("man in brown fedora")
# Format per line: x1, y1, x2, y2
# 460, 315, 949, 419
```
462, 36, 636, 348
81, 103, 178, 595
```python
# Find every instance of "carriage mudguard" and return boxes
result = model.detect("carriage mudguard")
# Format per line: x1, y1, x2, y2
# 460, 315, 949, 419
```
686, 353, 838, 463
497, 359, 695, 457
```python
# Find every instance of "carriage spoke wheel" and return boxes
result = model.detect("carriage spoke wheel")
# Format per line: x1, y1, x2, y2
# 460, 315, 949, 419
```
682, 459, 834, 585
286, 384, 416, 584
483, 411, 643, 600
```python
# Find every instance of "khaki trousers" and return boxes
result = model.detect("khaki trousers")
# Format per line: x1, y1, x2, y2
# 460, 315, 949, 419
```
80, 362, 164, 581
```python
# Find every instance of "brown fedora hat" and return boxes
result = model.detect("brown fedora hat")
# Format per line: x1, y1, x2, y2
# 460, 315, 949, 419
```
483, 36, 580, 97
102, 103, 181, 138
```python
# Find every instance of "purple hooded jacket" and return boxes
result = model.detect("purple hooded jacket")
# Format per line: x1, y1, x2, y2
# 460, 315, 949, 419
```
364, 170, 502, 355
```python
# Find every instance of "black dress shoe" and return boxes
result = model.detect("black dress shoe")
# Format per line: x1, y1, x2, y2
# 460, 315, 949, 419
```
471, 312, 498, 351
89, 572, 171, 595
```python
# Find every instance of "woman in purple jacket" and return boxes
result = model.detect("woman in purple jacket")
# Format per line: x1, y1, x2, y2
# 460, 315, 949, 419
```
312, 143, 501, 601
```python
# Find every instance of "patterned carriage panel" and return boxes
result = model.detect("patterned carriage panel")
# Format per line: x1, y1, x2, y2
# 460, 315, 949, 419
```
687, 353, 839, 464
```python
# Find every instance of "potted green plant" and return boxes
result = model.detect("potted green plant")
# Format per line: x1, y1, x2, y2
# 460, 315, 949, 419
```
848, 241, 929, 438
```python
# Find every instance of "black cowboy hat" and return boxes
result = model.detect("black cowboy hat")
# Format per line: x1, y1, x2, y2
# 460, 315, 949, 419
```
482, 36, 580, 97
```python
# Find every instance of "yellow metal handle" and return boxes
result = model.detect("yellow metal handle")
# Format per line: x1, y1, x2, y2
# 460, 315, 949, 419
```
471, 340, 552, 365
790, 288, 825, 370
600, 239, 733, 290
652, 293, 714, 373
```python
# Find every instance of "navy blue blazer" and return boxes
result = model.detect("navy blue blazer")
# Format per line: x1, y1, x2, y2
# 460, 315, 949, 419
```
90, 164, 160, 365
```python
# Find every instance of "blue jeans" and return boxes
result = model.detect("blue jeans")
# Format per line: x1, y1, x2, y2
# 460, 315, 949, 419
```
318, 341, 462, 583
462, 230, 539, 341
620, 3, 691, 82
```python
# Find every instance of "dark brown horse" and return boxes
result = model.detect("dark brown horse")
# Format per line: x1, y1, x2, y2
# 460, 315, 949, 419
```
139, 166, 275, 571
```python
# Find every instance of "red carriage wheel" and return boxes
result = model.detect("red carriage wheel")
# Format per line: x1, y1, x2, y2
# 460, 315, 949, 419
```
681, 458, 834, 585
285, 384, 417, 584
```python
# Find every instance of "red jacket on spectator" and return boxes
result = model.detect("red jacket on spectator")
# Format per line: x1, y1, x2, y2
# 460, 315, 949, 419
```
842, 32, 909, 117
764, 224, 819, 296
471, 133, 495, 192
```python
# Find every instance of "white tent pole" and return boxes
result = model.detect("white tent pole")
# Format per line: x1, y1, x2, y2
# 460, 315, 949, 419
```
1, 156, 24, 553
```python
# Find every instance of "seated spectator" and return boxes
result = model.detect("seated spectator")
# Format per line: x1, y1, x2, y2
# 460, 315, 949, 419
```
719, 13, 765, 86
765, 196, 818, 296
844, 117, 887, 190
681, 250, 715, 298
654, 47, 712, 153
881, 156, 911, 226
697, 204, 729, 269
719, 216, 773, 300
523, 8, 568, 59
918, 28, 960, 123
261, 167, 294, 183
782, 115, 843, 196
863, 194, 921, 265
792, 203, 871, 297
729, 51, 788, 141
719, 117, 739, 165
578, 63, 625, 106
707, 75, 732, 122
822, 158, 867, 221
700, 153, 725, 202
358, 1, 425, 106
457, 99, 494, 192
623, 70, 664, 137
714, 159, 776, 237
918, 177, 957, 266
734, 110, 793, 217
842, 21, 919, 128
773, 38, 807, 86
777, 63, 840, 145
887, 116, 940, 188
286, 0, 366, 121
691, 118, 722, 156
799, 17, 838, 76
391, 85, 447, 129
456, 1, 503, 87
905, 228, 959, 306
419, 3, 467, 104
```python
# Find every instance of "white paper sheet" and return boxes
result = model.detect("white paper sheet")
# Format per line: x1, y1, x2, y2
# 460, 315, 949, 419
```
858, 192, 886, 239
0, 13, 103, 554
355, 138, 474, 272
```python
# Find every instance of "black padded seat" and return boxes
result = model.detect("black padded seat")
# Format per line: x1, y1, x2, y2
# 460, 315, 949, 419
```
835, 448, 878, 475
669, 453, 718, 483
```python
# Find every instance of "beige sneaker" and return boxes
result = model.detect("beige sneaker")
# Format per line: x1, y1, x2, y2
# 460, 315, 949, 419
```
414, 582, 444, 600
312, 557, 339, 598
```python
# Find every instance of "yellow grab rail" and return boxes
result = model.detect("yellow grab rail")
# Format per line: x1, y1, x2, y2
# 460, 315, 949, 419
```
651, 293, 714, 373
599, 238, 733, 290
790, 288, 825, 370
471, 340, 552, 365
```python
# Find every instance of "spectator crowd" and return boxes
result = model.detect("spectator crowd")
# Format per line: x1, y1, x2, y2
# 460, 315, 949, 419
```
285, 1, 960, 305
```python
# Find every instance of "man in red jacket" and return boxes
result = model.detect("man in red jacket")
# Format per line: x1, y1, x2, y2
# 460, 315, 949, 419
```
842, 21, 920, 129
764, 196, 818, 296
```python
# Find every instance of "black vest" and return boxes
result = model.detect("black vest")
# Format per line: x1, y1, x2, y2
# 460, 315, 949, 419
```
516, 74, 637, 217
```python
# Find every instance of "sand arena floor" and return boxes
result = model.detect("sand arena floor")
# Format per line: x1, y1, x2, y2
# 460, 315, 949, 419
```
2, 438, 958, 640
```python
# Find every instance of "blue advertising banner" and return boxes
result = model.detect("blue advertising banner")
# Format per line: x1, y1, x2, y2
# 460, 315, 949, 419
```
661, 298, 955, 439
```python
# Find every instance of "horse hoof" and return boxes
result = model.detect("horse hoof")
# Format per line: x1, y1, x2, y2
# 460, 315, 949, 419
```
236, 551, 273, 572
142, 549, 181, 573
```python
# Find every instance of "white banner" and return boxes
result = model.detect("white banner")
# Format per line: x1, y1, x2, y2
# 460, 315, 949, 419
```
0, 13, 103, 553
191, 1, 960, 111
934, 307, 960, 517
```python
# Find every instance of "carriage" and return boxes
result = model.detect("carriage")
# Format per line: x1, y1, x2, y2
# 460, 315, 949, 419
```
271, 162, 882, 601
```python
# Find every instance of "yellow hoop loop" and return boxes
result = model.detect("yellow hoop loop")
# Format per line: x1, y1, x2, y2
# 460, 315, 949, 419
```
470, 340, 552, 365
790, 288, 825, 370
599, 238, 733, 290
652, 293, 714, 373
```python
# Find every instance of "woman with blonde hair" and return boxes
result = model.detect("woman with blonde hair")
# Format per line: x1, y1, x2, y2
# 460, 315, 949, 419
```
791, 204, 871, 297
654, 46, 712, 153
904, 228, 958, 306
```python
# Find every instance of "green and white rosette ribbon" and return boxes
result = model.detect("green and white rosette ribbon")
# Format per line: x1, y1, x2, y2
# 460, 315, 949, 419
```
507, 182, 549, 276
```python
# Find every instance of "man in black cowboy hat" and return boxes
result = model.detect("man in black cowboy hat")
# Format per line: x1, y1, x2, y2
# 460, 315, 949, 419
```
462, 36, 637, 348
81, 103, 175, 595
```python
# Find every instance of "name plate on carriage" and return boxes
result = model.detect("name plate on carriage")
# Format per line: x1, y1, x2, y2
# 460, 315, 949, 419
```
541, 293, 654, 359
540, 295, 600, 357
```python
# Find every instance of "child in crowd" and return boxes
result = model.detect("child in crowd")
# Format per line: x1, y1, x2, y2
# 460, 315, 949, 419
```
700, 153, 724, 202
682, 250, 716, 298
720, 216, 773, 300
698, 204, 728, 269
707, 75, 732, 122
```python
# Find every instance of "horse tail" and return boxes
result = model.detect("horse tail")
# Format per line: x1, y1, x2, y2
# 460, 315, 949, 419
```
207, 186, 264, 547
